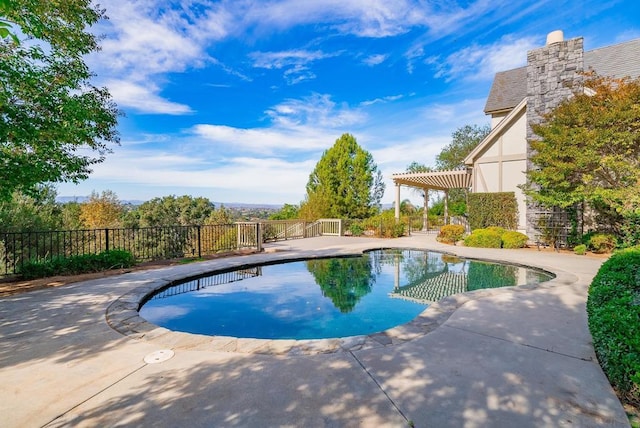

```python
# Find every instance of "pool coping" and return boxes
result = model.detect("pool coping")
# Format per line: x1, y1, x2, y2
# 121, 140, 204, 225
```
105, 247, 568, 356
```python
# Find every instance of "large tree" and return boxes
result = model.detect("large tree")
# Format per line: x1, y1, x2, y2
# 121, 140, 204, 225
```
0, 0, 119, 201
436, 124, 490, 170
301, 133, 384, 219
525, 74, 640, 217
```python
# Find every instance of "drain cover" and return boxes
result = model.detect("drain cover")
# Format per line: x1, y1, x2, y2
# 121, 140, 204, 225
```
144, 349, 174, 364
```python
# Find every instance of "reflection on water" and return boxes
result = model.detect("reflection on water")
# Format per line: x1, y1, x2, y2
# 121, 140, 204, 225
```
139, 249, 554, 339
306, 257, 375, 313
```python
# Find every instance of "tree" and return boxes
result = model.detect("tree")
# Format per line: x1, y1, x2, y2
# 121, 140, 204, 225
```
0, 186, 62, 232
134, 195, 214, 227
525, 74, 640, 219
269, 203, 299, 220
79, 190, 122, 229
302, 133, 384, 219
436, 124, 490, 170
0, 0, 119, 201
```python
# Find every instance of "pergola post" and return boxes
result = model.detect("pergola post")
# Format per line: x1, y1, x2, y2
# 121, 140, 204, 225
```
394, 183, 401, 221
444, 190, 449, 225
423, 188, 429, 231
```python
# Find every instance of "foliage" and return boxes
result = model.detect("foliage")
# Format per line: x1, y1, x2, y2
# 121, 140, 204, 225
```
501, 231, 529, 249
587, 247, 640, 406
435, 124, 491, 170
437, 224, 466, 244
302, 133, 384, 219
306, 256, 375, 313
468, 192, 518, 230
79, 190, 122, 229
134, 195, 214, 227
589, 233, 617, 254
574, 244, 587, 255
18, 250, 135, 279
464, 229, 502, 248
205, 204, 231, 225
620, 213, 640, 249
525, 74, 640, 218
362, 211, 406, 238
0, 0, 120, 201
0, 186, 62, 232
348, 222, 364, 236
269, 203, 299, 220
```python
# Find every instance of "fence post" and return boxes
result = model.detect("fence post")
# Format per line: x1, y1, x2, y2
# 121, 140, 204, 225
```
256, 222, 262, 252
197, 226, 202, 258
105, 228, 110, 252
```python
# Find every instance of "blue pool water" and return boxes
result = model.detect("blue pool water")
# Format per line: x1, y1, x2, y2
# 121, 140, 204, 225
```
140, 249, 554, 340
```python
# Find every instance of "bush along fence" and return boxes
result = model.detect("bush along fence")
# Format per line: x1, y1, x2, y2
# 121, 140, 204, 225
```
0, 219, 343, 277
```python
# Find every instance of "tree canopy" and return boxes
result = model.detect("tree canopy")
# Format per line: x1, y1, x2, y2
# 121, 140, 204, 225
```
436, 124, 490, 170
525, 74, 640, 216
0, 0, 119, 201
300, 133, 384, 219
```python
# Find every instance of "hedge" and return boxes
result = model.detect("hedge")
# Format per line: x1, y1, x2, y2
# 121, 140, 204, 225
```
587, 247, 640, 407
468, 192, 518, 230
18, 250, 136, 279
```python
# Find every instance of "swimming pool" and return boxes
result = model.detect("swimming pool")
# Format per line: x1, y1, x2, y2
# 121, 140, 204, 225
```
139, 249, 554, 340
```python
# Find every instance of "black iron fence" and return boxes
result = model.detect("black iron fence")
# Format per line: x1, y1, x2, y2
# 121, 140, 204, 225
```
0, 223, 261, 277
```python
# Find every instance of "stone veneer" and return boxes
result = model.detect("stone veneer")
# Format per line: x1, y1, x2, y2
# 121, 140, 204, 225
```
525, 37, 584, 238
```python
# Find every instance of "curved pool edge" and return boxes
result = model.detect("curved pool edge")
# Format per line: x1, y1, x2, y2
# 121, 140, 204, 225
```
105, 246, 573, 356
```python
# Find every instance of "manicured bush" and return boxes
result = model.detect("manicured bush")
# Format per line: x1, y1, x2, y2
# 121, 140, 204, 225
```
589, 233, 617, 254
18, 250, 136, 279
574, 244, 587, 255
587, 247, 640, 407
464, 228, 502, 248
437, 224, 466, 244
501, 231, 529, 249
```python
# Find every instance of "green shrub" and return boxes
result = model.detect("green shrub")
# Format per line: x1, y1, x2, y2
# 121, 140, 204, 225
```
587, 247, 640, 407
362, 212, 406, 238
437, 224, 466, 244
18, 250, 136, 279
501, 231, 529, 249
589, 233, 617, 254
574, 244, 587, 255
486, 226, 507, 236
349, 222, 364, 236
464, 228, 502, 248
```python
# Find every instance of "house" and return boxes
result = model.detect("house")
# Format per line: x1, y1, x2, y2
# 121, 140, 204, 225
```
392, 31, 640, 238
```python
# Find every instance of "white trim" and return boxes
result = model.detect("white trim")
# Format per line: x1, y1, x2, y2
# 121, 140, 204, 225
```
464, 97, 527, 165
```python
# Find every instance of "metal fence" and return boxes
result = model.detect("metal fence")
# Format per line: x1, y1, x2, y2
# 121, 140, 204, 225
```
0, 219, 345, 277
0, 223, 259, 277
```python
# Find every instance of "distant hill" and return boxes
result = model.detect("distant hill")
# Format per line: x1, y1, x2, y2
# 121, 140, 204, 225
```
56, 196, 284, 210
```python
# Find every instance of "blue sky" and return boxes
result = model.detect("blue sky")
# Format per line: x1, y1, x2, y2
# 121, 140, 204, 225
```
57, 0, 640, 206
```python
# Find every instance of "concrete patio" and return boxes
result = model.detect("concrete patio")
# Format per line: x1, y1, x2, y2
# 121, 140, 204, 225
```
0, 234, 630, 427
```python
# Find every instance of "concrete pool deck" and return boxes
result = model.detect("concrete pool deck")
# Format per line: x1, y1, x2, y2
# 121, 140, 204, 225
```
0, 234, 631, 427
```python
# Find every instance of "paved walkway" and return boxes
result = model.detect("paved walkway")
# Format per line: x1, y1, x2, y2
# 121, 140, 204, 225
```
0, 235, 630, 427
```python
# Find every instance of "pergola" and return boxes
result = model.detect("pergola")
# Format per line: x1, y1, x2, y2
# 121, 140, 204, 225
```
391, 168, 473, 228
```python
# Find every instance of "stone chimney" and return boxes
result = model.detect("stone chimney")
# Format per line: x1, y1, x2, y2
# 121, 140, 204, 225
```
525, 31, 584, 237
526, 31, 584, 141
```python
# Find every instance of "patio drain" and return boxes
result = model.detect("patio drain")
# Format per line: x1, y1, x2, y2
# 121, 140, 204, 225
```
144, 349, 174, 364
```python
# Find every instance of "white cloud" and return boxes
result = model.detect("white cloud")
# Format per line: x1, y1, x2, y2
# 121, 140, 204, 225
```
362, 54, 388, 66
106, 80, 193, 115
250, 49, 340, 84
430, 35, 538, 81
360, 94, 404, 106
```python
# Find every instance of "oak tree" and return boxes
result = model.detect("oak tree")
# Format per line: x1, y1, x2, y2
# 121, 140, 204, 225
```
0, 0, 119, 201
